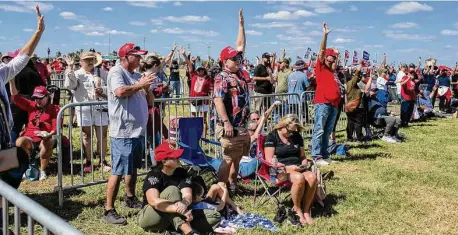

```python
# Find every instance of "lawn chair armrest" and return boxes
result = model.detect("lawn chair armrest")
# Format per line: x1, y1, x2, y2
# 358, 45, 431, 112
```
201, 138, 221, 146
257, 157, 285, 169
177, 142, 191, 149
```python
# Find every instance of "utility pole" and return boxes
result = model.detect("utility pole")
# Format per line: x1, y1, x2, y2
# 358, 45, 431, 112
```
143, 36, 146, 50
108, 32, 111, 55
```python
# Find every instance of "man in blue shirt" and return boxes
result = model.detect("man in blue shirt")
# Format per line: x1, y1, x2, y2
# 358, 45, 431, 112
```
287, 60, 310, 104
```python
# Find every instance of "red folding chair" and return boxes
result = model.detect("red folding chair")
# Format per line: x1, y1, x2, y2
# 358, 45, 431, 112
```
253, 134, 292, 206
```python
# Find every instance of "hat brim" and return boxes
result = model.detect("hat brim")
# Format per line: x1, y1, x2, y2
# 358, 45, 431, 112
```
128, 49, 148, 56
31, 94, 46, 99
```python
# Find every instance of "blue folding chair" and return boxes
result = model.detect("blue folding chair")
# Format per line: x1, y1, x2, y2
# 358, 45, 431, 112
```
176, 117, 221, 180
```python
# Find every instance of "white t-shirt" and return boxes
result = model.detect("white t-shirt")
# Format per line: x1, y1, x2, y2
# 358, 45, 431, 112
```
376, 76, 387, 90
64, 68, 107, 103
396, 71, 406, 95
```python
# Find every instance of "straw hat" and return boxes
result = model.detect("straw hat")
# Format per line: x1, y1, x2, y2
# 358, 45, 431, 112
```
80, 52, 103, 66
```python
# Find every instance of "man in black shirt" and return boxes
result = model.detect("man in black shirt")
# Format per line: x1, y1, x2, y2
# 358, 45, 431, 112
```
169, 60, 181, 98
252, 52, 275, 112
138, 142, 221, 234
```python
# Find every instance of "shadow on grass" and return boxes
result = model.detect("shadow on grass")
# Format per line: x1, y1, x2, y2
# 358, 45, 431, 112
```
409, 123, 438, 127
311, 193, 346, 218
350, 143, 382, 149
344, 152, 391, 161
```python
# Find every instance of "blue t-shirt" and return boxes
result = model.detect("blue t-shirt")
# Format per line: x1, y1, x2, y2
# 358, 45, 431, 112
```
438, 76, 450, 87
418, 96, 433, 110
287, 71, 309, 104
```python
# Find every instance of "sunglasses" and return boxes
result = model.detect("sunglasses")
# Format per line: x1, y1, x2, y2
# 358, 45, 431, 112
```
250, 118, 260, 121
228, 54, 243, 62
286, 128, 297, 134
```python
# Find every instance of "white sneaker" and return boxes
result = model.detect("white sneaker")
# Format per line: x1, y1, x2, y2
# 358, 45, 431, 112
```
382, 136, 397, 143
391, 136, 402, 142
315, 159, 330, 166
39, 171, 47, 181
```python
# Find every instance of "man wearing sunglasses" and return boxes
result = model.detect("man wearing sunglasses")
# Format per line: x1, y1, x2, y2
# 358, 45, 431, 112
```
104, 43, 156, 225
252, 52, 276, 113
311, 22, 341, 166
213, 9, 250, 194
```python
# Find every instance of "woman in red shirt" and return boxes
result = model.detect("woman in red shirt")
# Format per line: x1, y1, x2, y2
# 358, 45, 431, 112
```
10, 81, 59, 181
400, 69, 416, 127
181, 47, 213, 137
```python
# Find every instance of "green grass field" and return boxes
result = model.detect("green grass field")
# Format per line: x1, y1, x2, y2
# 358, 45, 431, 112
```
16, 116, 458, 235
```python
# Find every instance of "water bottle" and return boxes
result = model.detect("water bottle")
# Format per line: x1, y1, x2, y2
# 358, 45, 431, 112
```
270, 155, 278, 177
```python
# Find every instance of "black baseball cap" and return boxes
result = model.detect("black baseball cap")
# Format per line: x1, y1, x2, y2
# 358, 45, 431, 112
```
262, 52, 271, 58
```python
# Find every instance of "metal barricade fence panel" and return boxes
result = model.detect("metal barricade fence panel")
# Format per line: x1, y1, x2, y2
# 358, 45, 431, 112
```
50, 73, 65, 88
0, 180, 83, 235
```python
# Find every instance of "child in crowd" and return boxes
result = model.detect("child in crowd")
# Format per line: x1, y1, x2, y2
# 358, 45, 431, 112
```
190, 181, 243, 216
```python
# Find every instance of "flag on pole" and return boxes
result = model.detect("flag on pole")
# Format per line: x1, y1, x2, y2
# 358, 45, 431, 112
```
344, 50, 350, 59
311, 52, 318, 61
352, 50, 358, 65
304, 47, 312, 59
363, 51, 370, 61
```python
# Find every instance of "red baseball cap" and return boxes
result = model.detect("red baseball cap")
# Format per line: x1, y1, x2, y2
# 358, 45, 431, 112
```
325, 48, 338, 58
154, 141, 184, 162
31, 86, 49, 99
118, 43, 148, 57
220, 46, 241, 61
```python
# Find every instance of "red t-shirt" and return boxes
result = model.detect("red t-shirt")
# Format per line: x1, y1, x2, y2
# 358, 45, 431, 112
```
35, 62, 50, 85
401, 76, 416, 101
189, 71, 212, 98
52, 61, 64, 73
11, 94, 59, 142
313, 59, 341, 107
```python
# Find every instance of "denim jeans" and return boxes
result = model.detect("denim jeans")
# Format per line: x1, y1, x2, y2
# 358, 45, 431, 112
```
400, 98, 415, 126
311, 103, 338, 159
169, 81, 181, 98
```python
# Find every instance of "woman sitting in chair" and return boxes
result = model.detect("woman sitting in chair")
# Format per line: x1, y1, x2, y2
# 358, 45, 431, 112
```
264, 114, 317, 226
9, 81, 59, 181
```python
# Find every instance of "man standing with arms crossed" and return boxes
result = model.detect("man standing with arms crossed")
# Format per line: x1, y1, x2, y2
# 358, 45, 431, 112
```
103, 43, 156, 225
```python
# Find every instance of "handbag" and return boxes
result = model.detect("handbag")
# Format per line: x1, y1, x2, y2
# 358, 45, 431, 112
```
311, 163, 326, 207
345, 98, 360, 113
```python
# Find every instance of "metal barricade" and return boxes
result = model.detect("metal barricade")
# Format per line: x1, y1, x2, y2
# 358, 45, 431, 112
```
50, 73, 65, 88
0, 180, 83, 235
249, 93, 302, 133
56, 97, 216, 207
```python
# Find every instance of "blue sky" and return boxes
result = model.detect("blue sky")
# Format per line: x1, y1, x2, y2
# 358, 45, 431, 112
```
0, 1, 457, 66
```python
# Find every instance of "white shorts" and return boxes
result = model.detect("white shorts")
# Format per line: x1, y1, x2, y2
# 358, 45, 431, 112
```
75, 107, 108, 127
190, 104, 209, 113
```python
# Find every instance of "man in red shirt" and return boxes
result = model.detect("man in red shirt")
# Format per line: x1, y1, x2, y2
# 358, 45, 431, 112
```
10, 83, 59, 181
31, 54, 50, 85
311, 22, 341, 166
400, 68, 416, 127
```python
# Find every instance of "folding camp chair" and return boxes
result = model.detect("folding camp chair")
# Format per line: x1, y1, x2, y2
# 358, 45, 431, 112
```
176, 117, 221, 181
253, 134, 292, 207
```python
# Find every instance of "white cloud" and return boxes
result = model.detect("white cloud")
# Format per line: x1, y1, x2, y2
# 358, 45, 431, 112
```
246, 30, 263, 36
334, 38, 354, 43
384, 31, 435, 41
397, 48, 427, 53
303, 21, 318, 26
23, 28, 34, 32
107, 30, 133, 35
386, 2, 433, 15
173, 2, 182, 7
162, 27, 219, 37
61, 44, 67, 47
0, 4, 30, 13
250, 22, 295, 29
349, 5, 358, 12
151, 19, 163, 26
129, 21, 146, 26
364, 45, 384, 48
150, 29, 158, 33
308, 30, 322, 37
60, 11, 77, 20
0, 36, 6, 40
164, 15, 210, 23
262, 10, 315, 20
334, 27, 359, 33
85, 31, 105, 36
178, 36, 202, 42
0, 2, 53, 13
102, 7, 113, 11
391, 22, 419, 29
314, 7, 336, 14
127, 1, 158, 8
276, 34, 315, 44
441, 30, 458, 36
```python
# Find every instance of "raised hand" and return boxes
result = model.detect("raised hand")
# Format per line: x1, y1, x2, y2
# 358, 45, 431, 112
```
63, 55, 74, 66
36, 5, 45, 33
239, 9, 244, 26
322, 22, 331, 35
172, 42, 177, 51
179, 46, 185, 55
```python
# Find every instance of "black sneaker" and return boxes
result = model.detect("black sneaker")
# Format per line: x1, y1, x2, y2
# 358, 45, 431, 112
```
273, 205, 287, 223
287, 209, 301, 227
124, 196, 143, 209
103, 209, 127, 225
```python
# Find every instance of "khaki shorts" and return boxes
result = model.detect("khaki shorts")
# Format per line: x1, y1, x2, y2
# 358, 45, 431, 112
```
215, 125, 250, 161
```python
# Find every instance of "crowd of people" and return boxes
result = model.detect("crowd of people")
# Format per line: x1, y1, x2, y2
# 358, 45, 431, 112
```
1, 5, 458, 235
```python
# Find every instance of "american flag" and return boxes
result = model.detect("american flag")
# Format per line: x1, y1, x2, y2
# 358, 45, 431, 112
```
311, 52, 318, 61
344, 50, 350, 59
363, 51, 370, 61
352, 50, 358, 65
